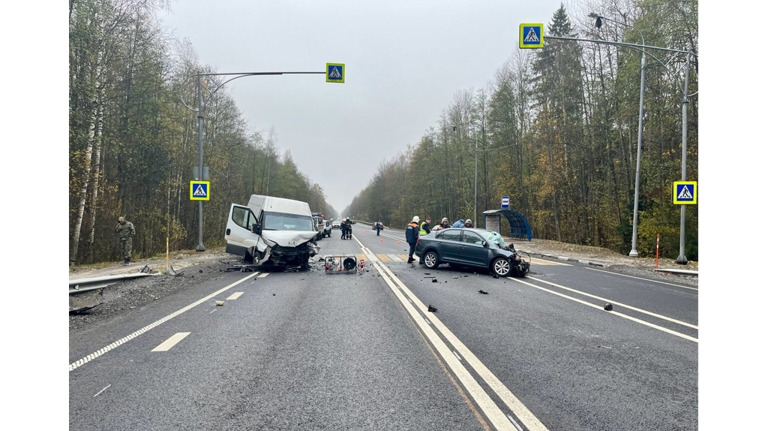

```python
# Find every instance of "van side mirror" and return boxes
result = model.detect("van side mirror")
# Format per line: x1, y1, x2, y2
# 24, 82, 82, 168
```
251, 222, 261, 235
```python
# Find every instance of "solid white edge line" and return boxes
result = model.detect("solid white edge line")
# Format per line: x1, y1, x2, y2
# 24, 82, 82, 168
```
376, 262, 548, 431
509, 277, 698, 343
69, 271, 259, 371
373, 262, 518, 431
584, 267, 698, 290
526, 275, 698, 330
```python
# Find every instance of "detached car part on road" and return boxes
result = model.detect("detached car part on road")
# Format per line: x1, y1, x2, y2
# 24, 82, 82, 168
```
225, 195, 320, 270
323, 255, 358, 274
414, 228, 530, 277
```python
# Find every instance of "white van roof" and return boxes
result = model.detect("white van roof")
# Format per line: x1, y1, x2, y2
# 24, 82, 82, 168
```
247, 195, 312, 217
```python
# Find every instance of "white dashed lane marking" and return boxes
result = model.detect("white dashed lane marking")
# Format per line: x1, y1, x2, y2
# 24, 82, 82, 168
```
151, 332, 190, 352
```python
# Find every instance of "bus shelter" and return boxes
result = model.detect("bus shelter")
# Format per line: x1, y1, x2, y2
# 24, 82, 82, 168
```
483, 209, 532, 241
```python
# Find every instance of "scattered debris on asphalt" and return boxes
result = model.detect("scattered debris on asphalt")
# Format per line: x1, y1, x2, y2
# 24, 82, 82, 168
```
427, 305, 438, 313
604, 303, 613, 311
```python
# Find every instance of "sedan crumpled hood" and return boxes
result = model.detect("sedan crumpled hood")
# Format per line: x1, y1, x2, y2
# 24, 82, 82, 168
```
261, 230, 318, 247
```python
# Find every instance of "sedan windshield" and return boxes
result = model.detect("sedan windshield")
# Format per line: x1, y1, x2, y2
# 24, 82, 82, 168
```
262, 212, 314, 231
478, 230, 506, 248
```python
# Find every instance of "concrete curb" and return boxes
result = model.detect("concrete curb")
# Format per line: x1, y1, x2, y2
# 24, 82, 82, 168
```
654, 268, 698, 276
520, 251, 608, 268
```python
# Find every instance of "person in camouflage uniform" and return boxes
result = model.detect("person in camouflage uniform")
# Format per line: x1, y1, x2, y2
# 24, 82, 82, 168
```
115, 216, 136, 265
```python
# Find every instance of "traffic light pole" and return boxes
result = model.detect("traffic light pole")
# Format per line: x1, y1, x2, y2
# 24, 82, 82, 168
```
546, 35, 693, 261
181, 70, 326, 252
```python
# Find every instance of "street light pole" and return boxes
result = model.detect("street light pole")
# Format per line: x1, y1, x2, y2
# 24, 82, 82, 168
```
180, 70, 327, 252
594, 14, 646, 257
196, 73, 205, 251
676, 51, 692, 264
552, 21, 695, 262
629, 49, 646, 257
474, 127, 478, 225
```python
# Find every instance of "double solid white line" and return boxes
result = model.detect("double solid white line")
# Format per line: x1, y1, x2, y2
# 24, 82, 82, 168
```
355, 227, 547, 430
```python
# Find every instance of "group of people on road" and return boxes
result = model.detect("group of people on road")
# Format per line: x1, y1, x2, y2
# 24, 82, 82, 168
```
403, 216, 474, 263
340, 217, 355, 240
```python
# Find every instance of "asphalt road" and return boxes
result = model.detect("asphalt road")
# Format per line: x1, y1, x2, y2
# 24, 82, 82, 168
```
70, 225, 697, 430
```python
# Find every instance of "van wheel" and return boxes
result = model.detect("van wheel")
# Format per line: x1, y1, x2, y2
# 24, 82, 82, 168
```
244, 250, 254, 264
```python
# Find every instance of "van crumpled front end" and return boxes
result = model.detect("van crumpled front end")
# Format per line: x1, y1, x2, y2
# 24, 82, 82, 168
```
264, 241, 318, 268
225, 196, 320, 270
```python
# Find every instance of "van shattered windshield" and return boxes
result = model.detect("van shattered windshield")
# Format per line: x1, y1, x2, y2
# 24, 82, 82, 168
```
262, 212, 315, 231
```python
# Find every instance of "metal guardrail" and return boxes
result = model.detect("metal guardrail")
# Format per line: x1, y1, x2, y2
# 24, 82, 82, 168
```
69, 273, 154, 294
69, 272, 156, 313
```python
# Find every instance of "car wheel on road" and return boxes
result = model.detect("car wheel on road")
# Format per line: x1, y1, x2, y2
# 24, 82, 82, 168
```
423, 251, 439, 269
491, 257, 512, 277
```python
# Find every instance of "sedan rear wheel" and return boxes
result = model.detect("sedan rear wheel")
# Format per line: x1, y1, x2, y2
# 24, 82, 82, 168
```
491, 257, 511, 277
423, 251, 439, 269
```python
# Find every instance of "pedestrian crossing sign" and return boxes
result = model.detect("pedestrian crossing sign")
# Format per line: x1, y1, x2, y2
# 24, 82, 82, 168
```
326, 63, 345, 83
190, 181, 210, 201
519, 23, 544, 49
673, 181, 697, 205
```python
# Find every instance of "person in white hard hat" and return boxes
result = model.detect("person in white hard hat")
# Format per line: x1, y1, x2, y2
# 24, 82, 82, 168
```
405, 216, 420, 263
464, 219, 473, 228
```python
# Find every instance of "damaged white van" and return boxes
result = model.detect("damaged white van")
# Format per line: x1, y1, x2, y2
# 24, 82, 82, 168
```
225, 195, 320, 270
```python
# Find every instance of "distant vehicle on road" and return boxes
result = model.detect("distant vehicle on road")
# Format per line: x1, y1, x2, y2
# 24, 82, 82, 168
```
322, 220, 333, 238
312, 216, 324, 241
414, 228, 529, 277
332, 220, 341, 229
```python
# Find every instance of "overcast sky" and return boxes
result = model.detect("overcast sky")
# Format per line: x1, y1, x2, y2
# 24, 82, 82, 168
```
159, 0, 573, 213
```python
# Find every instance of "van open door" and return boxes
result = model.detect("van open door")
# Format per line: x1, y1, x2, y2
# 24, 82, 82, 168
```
225, 204, 261, 262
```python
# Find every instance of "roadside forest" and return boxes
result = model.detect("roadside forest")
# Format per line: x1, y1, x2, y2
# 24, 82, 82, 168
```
70, 0, 698, 264
69, 0, 336, 265
345, 1, 698, 259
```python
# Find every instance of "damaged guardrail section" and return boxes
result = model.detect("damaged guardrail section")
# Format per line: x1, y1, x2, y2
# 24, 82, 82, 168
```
69, 273, 155, 313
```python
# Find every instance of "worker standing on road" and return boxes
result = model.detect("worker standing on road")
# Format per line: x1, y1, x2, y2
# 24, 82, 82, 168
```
464, 219, 473, 228
374, 221, 383, 236
345, 217, 355, 239
115, 216, 136, 265
405, 216, 420, 263
419, 217, 432, 236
